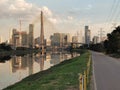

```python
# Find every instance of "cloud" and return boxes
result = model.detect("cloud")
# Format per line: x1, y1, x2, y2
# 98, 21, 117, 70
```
48, 18, 57, 24
13, 0, 33, 11
0, 0, 93, 39
41, 6, 53, 17
0, 0, 59, 27
0, 0, 8, 4
67, 16, 73, 20
0, 0, 76, 26
9, 4, 17, 11
86, 4, 93, 10
0, 1, 48, 19
0, 0, 35, 19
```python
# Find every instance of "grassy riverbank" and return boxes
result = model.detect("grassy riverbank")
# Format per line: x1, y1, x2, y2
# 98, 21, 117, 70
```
4, 50, 90, 90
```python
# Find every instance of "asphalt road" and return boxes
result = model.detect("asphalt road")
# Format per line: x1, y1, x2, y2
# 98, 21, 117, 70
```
92, 51, 120, 90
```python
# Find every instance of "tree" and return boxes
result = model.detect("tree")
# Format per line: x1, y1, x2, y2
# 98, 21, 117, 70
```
104, 26, 120, 53
0, 43, 12, 51
89, 43, 105, 52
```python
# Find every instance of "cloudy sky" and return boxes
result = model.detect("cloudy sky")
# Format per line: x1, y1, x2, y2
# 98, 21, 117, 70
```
0, 0, 120, 41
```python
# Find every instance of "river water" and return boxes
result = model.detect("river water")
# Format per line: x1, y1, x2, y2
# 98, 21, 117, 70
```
0, 51, 80, 89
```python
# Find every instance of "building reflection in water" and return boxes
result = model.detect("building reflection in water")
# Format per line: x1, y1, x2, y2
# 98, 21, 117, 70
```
11, 54, 34, 75
10, 51, 78, 75
50, 52, 61, 65
11, 52, 47, 76
27, 54, 34, 75
34, 52, 46, 71
0, 51, 80, 90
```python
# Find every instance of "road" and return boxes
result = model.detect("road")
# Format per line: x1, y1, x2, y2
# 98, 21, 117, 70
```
92, 51, 120, 90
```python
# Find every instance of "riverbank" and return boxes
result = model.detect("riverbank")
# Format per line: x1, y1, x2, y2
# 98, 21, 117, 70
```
0, 49, 40, 57
4, 50, 90, 90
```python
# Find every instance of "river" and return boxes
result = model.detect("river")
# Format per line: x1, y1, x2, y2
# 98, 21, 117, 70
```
0, 51, 80, 90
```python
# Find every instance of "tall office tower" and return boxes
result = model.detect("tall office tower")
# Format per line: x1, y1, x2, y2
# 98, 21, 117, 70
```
53, 33, 61, 47
85, 26, 91, 46
21, 31, 28, 47
12, 29, 21, 47
29, 24, 34, 48
77, 30, 83, 43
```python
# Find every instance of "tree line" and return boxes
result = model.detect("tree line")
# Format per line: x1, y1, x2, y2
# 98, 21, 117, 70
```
89, 25, 120, 54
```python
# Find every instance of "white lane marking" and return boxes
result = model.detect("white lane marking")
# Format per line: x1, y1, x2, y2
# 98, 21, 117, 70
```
92, 53, 97, 90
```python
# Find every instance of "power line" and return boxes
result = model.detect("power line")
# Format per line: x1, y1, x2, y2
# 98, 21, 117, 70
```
105, 0, 117, 23
104, 0, 117, 30
110, 0, 120, 23
108, 0, 119, 22
113, 1, 120, 23
104, 0, 120, 32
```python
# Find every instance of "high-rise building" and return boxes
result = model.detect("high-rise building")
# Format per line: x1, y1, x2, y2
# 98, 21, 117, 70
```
93, 36, 99, 44
85, 26, 91, 45
12, 29, 22, 47
29, 24, 34, 48
50, 33, 71, 47
21, 31, 28, 47
11, 29, 28, 47
72, 36, 78, 43
77, 30, 83, 43
62, 33, 71, 46
82, 36, 85, 43
53, 33, 61, 47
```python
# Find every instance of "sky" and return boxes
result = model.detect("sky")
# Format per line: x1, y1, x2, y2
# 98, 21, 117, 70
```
0, 0, 120, 41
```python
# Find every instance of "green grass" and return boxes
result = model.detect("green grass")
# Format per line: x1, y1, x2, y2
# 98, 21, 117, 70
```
4, 51, 90, 90
87, 56, 92, 90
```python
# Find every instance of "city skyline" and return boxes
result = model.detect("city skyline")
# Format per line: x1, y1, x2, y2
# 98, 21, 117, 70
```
0, 0, 119, 41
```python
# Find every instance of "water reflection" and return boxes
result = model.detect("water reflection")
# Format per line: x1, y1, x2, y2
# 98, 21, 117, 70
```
12, 56, 28, 73
0, 51, 79, 89
35, 53, 45, 71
